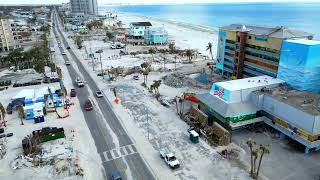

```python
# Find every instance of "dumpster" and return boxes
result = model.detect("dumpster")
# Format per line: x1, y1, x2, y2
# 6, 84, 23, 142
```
189, 130, 199, 144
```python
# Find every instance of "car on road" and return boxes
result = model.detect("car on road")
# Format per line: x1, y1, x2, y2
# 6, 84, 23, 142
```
133, 75, 139, 80
110, 43, 125, 49
160, 148, 180, 169
66, 46, 70, 49
62, 52, 66, 55
70, 89, 76, 97
65, 61, 71, 65
58, 45, 62, 48
95, 91, 103, 98
95, 49, 103, 53
84, 99, 93, 111
75, 77, 85, 87
111, 171, 122, 180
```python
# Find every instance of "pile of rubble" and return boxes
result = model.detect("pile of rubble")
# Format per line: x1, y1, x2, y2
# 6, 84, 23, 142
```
162, 73, 187, 88
11, 140, 84, 179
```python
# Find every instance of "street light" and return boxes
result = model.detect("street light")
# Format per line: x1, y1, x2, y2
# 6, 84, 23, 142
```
95, 49, 103, 79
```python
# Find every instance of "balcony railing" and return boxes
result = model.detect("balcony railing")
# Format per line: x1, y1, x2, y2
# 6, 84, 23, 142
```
245, 54, 278, 66
246, 47, 280, 59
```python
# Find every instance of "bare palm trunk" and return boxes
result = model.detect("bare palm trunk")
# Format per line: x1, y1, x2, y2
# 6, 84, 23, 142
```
250, 146, 253, 176
256, 152, 265, 179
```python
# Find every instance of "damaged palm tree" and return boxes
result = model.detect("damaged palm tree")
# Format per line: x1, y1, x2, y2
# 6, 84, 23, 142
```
0, 102, 6, 127
17, 105, 24, 125
141, 62, 150, 86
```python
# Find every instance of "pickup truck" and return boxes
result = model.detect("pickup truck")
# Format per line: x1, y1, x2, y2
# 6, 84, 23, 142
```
159, 149, 180, 169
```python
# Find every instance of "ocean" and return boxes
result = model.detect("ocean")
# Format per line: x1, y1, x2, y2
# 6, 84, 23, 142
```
100, 2, 320, 39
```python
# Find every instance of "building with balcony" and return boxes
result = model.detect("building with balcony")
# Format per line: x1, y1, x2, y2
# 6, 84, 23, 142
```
144, 27, 168, 45
216, 24, 313, 79
0, 18, 21, 52
129, 22, 152, 38
70, 0, 98, 16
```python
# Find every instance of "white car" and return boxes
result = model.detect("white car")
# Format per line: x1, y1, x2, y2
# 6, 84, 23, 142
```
65, 61, 71, 65
159, 149, 180, 169
95, 91, 103, 98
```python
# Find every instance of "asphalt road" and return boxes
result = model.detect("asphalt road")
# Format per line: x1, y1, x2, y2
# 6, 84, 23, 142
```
52, 10, 155, 180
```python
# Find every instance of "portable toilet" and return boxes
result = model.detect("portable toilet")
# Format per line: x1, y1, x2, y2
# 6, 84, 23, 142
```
24, 104, 34, 120
36, 96, 45, 103
24, 98, 33, 105
189, 130, 199, 144
33, 102, 44, 123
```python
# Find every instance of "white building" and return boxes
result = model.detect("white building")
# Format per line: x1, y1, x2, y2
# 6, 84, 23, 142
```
70, 0, 98, 16
129, 22, 152, 38
0, 19, 20, 52
197, 76, 284, 129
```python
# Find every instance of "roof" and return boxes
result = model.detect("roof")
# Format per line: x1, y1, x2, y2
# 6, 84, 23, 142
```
284, 39, 320, 46
130, 22, 152, 27
254, 86, 320, 116
220, 24, 313, 39
197, 93, 258, 117
214, 75, 284, 91
147, 27, 168, 35
12, 87, 55, 100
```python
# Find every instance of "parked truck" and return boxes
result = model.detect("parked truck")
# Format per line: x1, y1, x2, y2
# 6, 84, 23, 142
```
159, 148, 180, 169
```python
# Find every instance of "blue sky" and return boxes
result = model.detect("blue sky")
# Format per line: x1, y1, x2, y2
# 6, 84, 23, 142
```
1, 0, 319, 5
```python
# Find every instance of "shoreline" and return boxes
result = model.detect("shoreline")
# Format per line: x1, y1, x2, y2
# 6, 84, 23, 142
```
117, 12, 218, 34
114, 12, 218, 55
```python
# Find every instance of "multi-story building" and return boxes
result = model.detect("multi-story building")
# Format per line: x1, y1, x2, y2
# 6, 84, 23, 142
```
129, 22, 152, 38
0, 18, 20, 52
144, 27, 168, 45
216, 24, 313, 79
70, 0, 98, 16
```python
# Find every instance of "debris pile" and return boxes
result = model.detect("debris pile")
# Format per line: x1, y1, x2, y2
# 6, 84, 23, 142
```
162, 73, 187, 88
11, 140, 84, 179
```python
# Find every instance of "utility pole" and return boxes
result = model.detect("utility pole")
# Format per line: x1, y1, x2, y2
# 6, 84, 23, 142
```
144, 106, 150, 140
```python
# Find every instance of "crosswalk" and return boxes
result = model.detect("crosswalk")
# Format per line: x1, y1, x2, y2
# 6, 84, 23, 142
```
101, 144, 138, 162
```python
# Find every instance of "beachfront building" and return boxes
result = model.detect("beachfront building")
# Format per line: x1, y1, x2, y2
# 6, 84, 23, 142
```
197, 76, 320, 153
0, 18, 21, 52
129, 22, 152, 38
277, 39, 320, 93
70, 0, 98, 16
197, 75, 284, 129
215, 24, 313, 79
144, 27, 168, 45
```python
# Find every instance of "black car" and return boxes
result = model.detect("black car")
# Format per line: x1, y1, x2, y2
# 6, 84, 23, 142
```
66, 46, 71, 49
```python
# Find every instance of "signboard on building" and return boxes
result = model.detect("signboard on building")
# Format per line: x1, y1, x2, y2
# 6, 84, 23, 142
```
216, 31, 226, 71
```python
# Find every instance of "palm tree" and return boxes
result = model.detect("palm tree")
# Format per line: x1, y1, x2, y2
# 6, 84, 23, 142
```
0, 102, 6, 127
206, 42, 214, 60
7, 49, 23, 70
255, 145, 270, 179
252, 148, 259, 178
148, 48, 156, 62
246, 138, 256, 177
17, 105, 24, 125
106, 31, 113, 41
169, 43, 175, 53
143, 70, 149, 86
75, 35, 83, 49
186, 49, 193, 63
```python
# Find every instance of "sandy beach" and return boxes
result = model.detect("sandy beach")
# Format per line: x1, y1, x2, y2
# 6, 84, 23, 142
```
117, 12, 218, 56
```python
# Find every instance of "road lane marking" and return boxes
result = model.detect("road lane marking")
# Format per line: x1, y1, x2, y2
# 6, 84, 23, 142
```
100, 144, 138, 162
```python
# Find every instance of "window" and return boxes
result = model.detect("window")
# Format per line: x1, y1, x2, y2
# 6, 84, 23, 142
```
248, 36, 252, 39
255, 36, 268, 42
